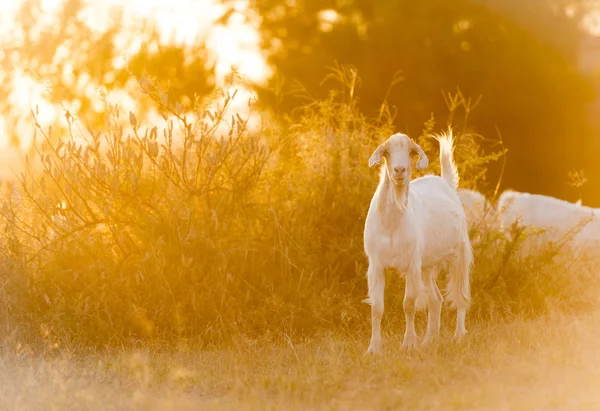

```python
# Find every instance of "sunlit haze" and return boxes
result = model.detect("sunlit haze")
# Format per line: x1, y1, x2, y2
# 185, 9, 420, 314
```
0, 0, 268, 152
1, 1, 600, 409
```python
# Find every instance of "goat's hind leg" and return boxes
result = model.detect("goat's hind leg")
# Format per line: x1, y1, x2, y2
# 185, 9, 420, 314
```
365, 263, 385, 354
454, 307, 468, 341
448, 246, 471, 341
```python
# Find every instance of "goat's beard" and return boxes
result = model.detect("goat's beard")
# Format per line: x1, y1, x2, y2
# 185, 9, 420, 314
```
386, 169, 409, 212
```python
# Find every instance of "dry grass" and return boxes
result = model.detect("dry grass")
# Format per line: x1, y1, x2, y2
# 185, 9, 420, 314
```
1, 308, 600, 410
0, 68, 599, 410
0, 70, 509, 347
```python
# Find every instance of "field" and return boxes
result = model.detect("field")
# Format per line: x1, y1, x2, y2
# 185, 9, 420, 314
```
2, 309, 600, 410
0, 75, 599, 410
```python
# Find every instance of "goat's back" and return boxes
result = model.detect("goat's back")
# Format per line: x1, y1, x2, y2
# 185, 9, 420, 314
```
498, 191, 594, 231
410, 175, 468, 266
497, 190, 600, 253
458, 189, 490, 228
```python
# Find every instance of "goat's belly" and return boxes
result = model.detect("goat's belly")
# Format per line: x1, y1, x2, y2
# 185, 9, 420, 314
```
421, 226, 461, 255
422, 247, 457, 268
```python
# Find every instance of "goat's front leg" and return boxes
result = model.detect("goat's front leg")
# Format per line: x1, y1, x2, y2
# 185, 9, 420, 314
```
401, 261, 424, 350
366, 262, 385, 354
422, 267, 443, 346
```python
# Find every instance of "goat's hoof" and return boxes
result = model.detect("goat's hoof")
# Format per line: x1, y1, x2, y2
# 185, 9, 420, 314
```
401, 334, 419, 351
421, 334, 440, 348
453, 329, 468, 342
366, 339, 383, 355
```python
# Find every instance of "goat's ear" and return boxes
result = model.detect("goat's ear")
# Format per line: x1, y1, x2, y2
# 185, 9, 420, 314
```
410, 140, 429, 170
368, 144, 385, 168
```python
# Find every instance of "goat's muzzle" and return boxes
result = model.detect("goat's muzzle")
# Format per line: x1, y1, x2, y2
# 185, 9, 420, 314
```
391, 166, 407, 185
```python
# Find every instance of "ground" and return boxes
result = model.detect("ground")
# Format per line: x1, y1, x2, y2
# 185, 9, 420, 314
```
1, 308, 599, 411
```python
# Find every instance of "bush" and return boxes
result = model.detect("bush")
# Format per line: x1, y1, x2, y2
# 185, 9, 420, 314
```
468, 222, 600, 320
0, 67, 597, 348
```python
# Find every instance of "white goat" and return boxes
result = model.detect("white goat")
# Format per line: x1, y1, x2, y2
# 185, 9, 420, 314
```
458, 188, 494, 232
497, 190, 600, 255
363, 130, 472, 353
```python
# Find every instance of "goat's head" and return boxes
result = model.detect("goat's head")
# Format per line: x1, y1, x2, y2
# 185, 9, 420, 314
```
368, 133, 429, 185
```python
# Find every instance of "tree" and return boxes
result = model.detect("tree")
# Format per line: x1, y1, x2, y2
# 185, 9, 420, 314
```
0, 0, 218, 146
251, 0, 597, 203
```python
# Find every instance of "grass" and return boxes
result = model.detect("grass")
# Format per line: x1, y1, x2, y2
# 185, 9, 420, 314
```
2, 308, 600, 410
0, 67, 599, 409
0, 68, 511, 347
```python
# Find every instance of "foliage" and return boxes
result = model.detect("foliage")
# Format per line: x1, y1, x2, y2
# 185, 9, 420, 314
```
0, 0, 219, 143
3, 0, 599, 203
252, 0, 597, 202
0, 68, 598, 348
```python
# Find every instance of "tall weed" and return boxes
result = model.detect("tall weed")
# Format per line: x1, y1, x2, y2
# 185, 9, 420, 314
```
0, 67, 596, 348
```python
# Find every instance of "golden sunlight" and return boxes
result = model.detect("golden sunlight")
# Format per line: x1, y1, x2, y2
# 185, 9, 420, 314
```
1, 2, 600, 409
0, 0, 268, 150
0, 116, 6, 147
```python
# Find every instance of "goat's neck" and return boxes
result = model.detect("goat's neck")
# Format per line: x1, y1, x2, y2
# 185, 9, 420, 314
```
378, 169, 409, 215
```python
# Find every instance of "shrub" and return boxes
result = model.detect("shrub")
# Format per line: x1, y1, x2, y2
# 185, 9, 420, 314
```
0, 67, 596, 348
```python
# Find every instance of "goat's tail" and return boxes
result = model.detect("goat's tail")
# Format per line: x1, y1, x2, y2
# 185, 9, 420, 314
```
434, 128, 459, 191
446, 233, 473, 309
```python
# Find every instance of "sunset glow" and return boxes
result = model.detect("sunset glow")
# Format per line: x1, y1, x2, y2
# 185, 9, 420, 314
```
0, 0, 268, 150
1, 2, 600, 409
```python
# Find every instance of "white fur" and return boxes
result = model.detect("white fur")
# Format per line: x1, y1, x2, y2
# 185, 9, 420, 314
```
496, 190, 600, 256
458, 189, 488, 230
363, 129, 473, 353
457, 188, 498, 241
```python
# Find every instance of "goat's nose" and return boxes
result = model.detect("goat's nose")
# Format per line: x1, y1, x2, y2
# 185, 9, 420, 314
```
394, 166, 406, 175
